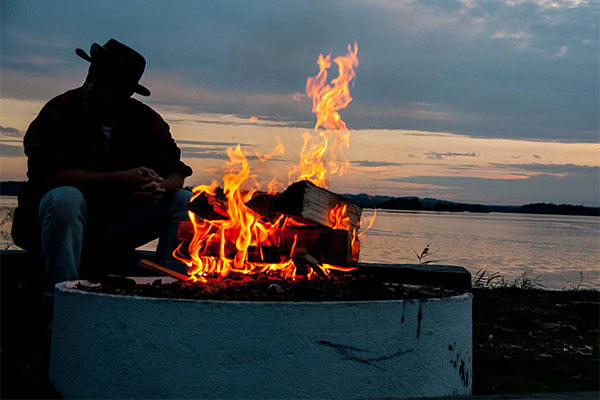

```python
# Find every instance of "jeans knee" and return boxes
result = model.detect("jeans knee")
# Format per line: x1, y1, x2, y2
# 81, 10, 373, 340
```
173, 189, 193, 205
39, 186, 88, 222
168, 189, 193, 217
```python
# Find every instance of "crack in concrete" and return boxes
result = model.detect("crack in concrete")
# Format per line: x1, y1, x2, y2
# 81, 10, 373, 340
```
315, 340, 414, 370
417, 303, 423, 338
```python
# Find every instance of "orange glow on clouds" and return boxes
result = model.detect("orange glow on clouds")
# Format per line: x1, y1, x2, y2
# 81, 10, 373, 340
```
500, 174, 531, 180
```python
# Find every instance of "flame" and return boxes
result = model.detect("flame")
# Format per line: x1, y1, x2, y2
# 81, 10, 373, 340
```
328, 203, 351, 230
173, 43, 375, 284
174, 145, 360, 282
289, 43, 358, 188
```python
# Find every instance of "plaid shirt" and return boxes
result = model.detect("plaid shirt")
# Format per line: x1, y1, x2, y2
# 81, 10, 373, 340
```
13, 87, 193, 248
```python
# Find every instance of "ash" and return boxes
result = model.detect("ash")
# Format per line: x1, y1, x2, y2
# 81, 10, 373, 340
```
76, 274, 459, 301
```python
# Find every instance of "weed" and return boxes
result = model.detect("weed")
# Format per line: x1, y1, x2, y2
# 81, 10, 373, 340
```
414, 243, 439, 264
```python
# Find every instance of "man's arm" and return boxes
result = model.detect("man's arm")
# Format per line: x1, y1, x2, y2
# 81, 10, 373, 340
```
46, 167, 163, 191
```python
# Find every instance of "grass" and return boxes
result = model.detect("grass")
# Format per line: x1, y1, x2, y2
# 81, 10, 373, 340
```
472, 268, 548, 290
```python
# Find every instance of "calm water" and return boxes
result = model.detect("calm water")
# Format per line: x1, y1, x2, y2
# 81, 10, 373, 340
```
1, 196, 598, 289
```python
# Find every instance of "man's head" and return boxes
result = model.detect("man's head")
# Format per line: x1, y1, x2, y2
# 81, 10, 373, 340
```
77, 39, 150, 97
77, 39, 151, 118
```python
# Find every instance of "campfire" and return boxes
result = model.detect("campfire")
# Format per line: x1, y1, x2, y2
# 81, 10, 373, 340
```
50, 43, 474, 400
146, 43, 377, 283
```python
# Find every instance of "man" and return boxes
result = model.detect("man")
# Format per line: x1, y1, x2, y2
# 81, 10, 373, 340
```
12, 39, 193, 301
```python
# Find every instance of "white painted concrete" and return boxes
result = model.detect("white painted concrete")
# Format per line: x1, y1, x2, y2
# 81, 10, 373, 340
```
50, 278, 472, 399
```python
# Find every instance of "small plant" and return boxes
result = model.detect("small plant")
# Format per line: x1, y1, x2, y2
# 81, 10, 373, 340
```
561, 271, 586, 291
472, 268, 546, 289
514, 269, 546, 289
472, 269, 505, 288
414, 244, 439, 264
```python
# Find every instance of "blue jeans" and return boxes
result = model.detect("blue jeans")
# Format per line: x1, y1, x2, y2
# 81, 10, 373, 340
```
39, 186, 192, 296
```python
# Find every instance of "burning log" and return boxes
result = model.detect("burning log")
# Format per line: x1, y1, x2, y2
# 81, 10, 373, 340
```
177, 180, 362, 269
187, 192, 228, 220
139, 259, 188, 281
272, 180, 362, 231
177, 222, 353, 267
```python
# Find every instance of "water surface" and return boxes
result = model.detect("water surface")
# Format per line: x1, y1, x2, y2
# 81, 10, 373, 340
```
1, 196, 598, 289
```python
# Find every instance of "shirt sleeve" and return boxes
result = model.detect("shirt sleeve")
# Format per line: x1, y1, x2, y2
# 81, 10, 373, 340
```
145, 107, 193, 178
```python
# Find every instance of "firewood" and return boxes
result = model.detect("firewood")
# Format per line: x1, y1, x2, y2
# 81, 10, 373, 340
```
176, 222, 354, 267
138, 259, 189, 282
187, 192, 228, 220
272, 180, 362, 231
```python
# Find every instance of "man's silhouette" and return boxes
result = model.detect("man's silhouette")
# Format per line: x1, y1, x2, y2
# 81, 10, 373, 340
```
12, 39, 193, 302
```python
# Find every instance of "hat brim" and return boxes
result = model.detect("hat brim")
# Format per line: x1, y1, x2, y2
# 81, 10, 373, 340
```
135, 84, 150, 97
75, 48, 92, 62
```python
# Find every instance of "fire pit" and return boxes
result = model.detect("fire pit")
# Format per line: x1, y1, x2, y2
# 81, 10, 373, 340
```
50, 274, 472, 399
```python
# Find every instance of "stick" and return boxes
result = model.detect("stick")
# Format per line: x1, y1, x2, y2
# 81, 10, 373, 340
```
138, 259, 189, 282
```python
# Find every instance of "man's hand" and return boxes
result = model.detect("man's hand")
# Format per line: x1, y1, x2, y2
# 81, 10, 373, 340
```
117, 167, 163, 188
131, 180, 167, 201
127, 170, 186, 202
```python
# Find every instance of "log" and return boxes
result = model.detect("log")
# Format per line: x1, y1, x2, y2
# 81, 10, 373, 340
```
138, 259, 189, 282
187, 192, 228, 220
176, 221, 354, 267
272, 180, 362, 231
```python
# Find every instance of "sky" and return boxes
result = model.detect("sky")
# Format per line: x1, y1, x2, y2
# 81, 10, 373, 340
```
1, 0, 598, 206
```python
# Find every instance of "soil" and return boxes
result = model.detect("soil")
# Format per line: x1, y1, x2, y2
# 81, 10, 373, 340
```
472, 287, 599, 394
75, 273, 460, 301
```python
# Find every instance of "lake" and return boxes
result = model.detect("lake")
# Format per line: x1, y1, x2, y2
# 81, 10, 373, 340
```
1, 196, 598, 289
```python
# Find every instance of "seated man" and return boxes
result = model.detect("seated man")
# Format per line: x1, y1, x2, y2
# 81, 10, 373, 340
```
12, 39, 193, 301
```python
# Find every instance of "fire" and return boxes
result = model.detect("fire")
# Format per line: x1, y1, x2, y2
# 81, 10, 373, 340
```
288, 43, 359, 188
328, 203, 351, 230
174, 145, 364, 283
173, 43, 376, 283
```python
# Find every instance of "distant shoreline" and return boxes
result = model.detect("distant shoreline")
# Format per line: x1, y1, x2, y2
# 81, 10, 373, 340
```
1, 181, 598, 217
343, 193, 600, 217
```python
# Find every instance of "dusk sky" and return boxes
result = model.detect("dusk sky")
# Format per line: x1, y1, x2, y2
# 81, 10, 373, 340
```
1, 0, 598, 206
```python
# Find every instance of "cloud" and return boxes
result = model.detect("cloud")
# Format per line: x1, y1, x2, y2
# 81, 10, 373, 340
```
0, 125, 23, 137
176, 139, 255, 148
9, 55, 66, 68
505, 0, 589, 9
17, 35, 73, 49
180, 143, 286, 162
180, 147, 230, 160
426, 152, 477, 160
1, 0, 598, 142
491, 162, 600, 176
389, 172, 599, 206
351, 160, 404, 167
0, 143, 25, 157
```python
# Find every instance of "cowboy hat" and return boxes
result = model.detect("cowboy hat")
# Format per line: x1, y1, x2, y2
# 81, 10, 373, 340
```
76, 39, 151, 96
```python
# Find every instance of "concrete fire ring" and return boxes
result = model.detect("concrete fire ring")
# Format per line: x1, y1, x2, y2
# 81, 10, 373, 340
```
50, 278, 472, 399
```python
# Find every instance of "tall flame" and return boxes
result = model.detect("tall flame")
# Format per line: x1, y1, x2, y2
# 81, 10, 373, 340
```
174, 43, 372, 283
289, 43, 358, 188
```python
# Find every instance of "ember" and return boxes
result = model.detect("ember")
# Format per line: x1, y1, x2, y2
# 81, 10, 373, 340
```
77, 274, 460, 302
172, 43, 373, 283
